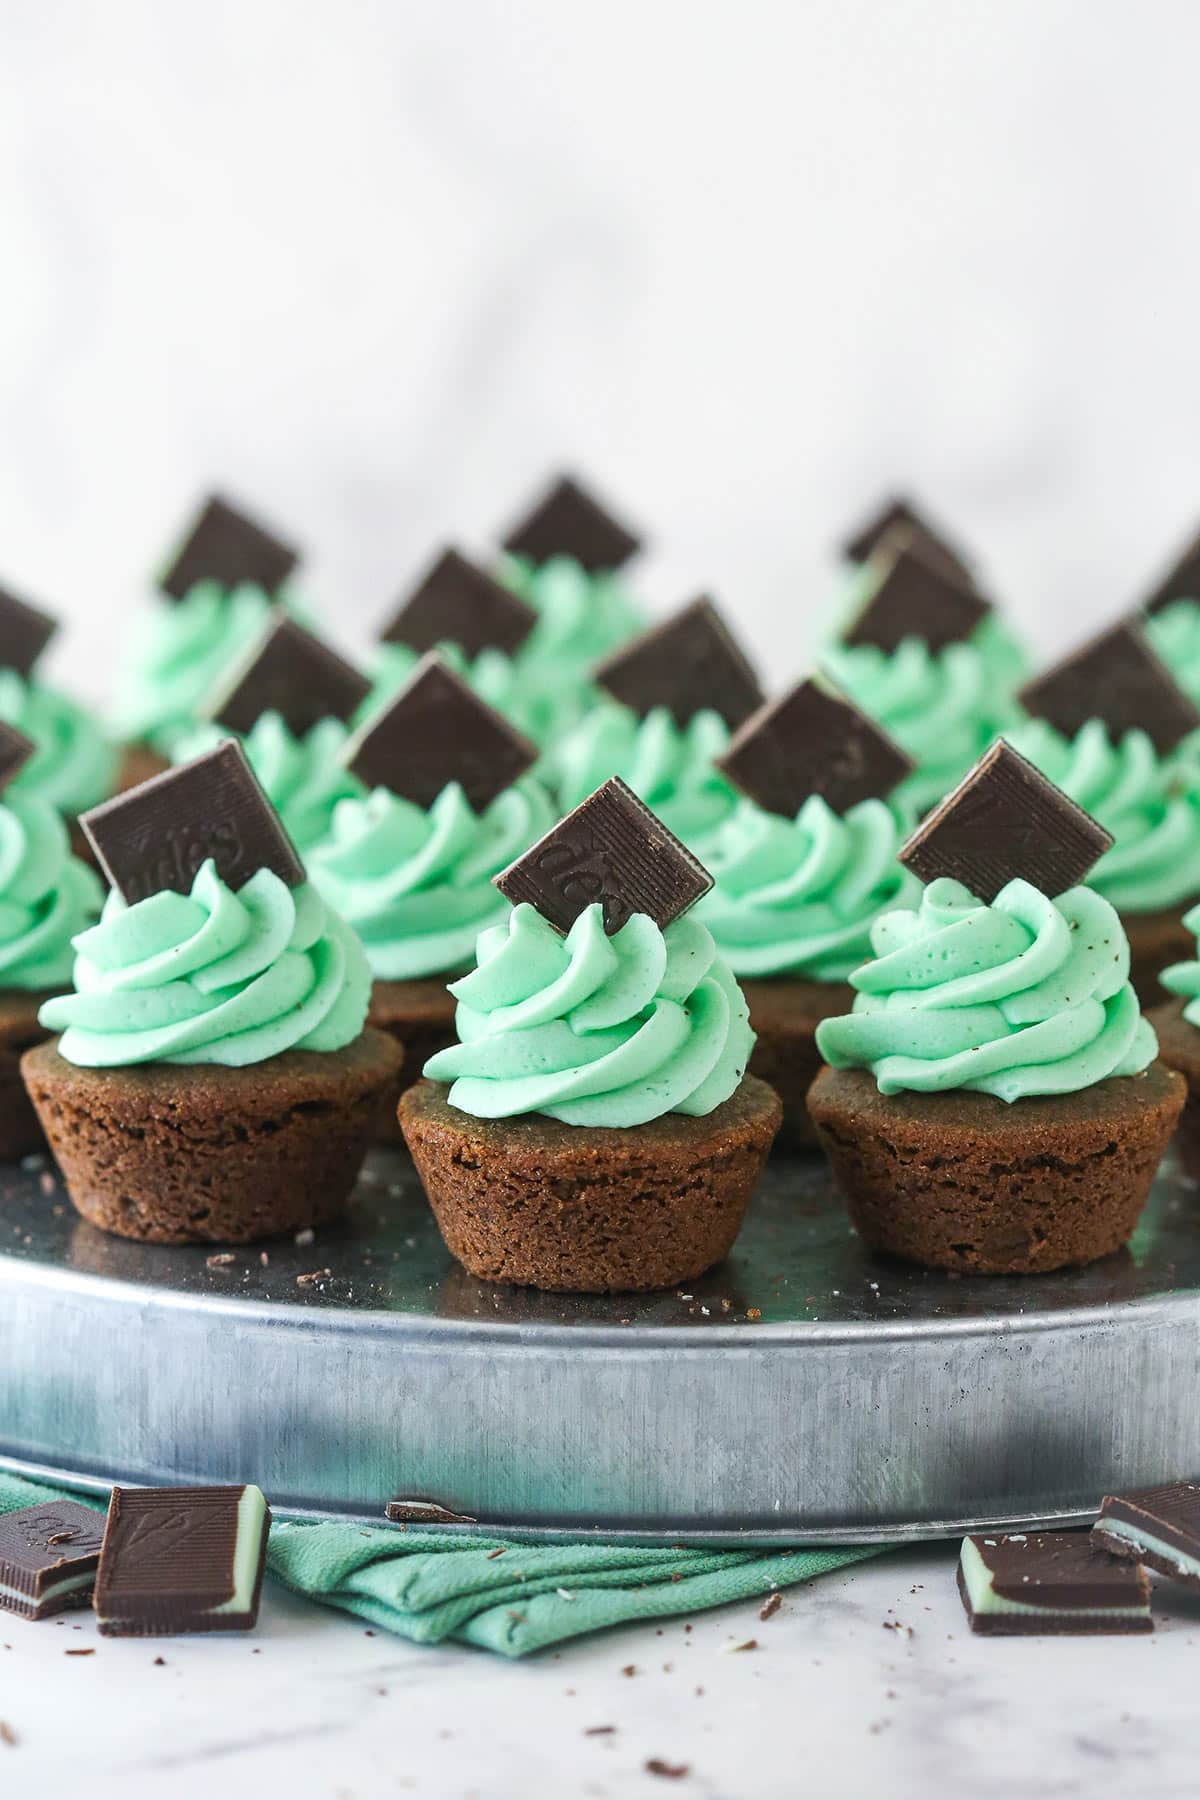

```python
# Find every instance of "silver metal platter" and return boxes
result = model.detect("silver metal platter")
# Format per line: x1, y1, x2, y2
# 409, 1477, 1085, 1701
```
2, 1146, 1199, 1544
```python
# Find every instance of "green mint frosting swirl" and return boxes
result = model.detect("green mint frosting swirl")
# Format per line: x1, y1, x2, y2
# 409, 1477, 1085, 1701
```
816, 876, 1156, 1101
424, 901, 755, 1126
498, 553, 644, 672
40, 858, 370, 1067
1145, 600, 1200, 708
114, 581, 286, 753
308, 776, 555, 981
0, 672, 117, 815
822, 637, 1014, 815
698, 795, 919, 981
0, 792, 102, 989
1008, 718, 1200, 913
172, 714, 362, 855
552, 702, 738, 860
1161, 900, 1200, 1023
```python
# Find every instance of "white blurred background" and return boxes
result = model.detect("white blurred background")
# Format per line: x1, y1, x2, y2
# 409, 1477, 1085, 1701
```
1, 0, 1197, 700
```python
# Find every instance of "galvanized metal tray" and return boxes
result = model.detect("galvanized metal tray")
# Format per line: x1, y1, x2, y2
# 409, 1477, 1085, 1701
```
2, 1146, 1198, 1543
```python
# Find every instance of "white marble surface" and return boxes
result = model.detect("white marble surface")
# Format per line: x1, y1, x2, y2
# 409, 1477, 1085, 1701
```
3, 1544, 1200, 1798
4, 2, 1200, 704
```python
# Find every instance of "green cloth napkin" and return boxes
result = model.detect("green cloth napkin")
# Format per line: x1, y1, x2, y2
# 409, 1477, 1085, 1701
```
0, 1471, 880, 1657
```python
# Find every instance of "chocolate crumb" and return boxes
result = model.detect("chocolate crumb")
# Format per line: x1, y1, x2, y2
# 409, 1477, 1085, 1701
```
38, 1170, 54, 1196
153, 1656, 166, 1666
621, 1664, 637, 1677
760, 1593, 782, 1621
294, 1228, 315, 1247
64, 1648, 94, 1656
721, 1637, 758, 1653
486, 1547, 507, 1560
296, 1269, 331, 1287
206, 1252, 236, 1269
46, 1530, 77, 1546
0, 1722, 15, 1747
645, 1759, 690, 1780
585, 1726, 616, 1736
746, 1308, 762, 1321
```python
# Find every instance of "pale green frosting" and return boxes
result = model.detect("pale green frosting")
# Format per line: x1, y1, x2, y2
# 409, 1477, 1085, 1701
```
698, 795, 919, 981
822, 637, 1015, 815
551, 701, 738, 861
816, 876, 1156, 1101
114, 581, 286, 753
497, 552, 646, 744
0, 792, 102, 989
0, 672, 118, 815
308, 776, 555, 981
171, 714, 362, 855
424, 901, 755, 1126
1008, 717, 1200, 913
1160, 900, 1200, 1025
40, 858, 370, 1067
366, 640, 556, 748
1145, 600, 1200, 708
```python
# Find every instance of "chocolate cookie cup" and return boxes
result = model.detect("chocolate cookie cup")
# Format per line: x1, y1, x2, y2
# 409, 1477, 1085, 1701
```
402, 1074, 780, 1292
699, 677, 919, 1149
25, 741, 393, 1245
306, 654, 553, 1138
810, 742, 1183, 1274
1148, 901, 1200, 1174
401, 778, 781, 1293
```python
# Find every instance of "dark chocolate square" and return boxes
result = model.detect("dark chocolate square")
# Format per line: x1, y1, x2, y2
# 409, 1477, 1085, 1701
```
0, 720, 36, 791
501, 473, 640, 573
160, 495, 300, 603
94, 1485, 271, 1637
0, 1500, 106, 1621
494, 775, 712, 935
343, 653, 538, 813
206, 614, 371, 738
0, 584, 58, 676
717, 677, 914, 817
841, 494, 973, 582
843, 529, 991, 655
380, 547, 537, 658
899, 739, 1113, 901
1142, 524, 1200, 615
959, 1532, 1152, 1636
594, 597, 764, 730
82, 739, 305, 905
1094, 1482, 1200, 1590
1019, 619, 1200, 755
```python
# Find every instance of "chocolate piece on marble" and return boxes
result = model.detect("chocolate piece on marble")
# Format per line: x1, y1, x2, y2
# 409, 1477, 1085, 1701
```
958, 1532, 1152, 1636
94, 1484, 271, 1636
1093, 1482, 1200, 1591
0, 1500, 105, 1621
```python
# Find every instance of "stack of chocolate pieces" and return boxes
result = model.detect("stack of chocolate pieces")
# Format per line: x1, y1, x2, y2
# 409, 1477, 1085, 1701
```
0, 1484, 270, 1635
959, 1479, 1200, 1636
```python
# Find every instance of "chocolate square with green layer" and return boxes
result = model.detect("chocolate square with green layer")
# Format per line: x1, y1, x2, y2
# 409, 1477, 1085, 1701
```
899, 739, 1113, 902
495, 775, 712, 936
594, 597, 764, 730
844, 528, 991, 655
82, 739, 305, 904
502, 474, 640, 573
343, 653, 538, 813
206, 614, 370, 738
718, 677, 913, 818
0, 583, 58, 676
381, 548, 537, 658
841, 493, 973, 582
1019, 618, 1200, 755
160, 494, 299, 603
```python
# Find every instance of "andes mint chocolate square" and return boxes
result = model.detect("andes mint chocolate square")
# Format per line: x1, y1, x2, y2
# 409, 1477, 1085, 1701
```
843, 530, 991, 655
343, 653, 538, 813
958, 1532, 1152, 1636
841, 494, 973, 581
206, 614, 371, 738
899, 739, 1112, 901
1093, 1482, 1200, 1591
1019, 619, 1200, 755
1141, 523, 1200, 615
0, 1499, 105, 1620
0, 583, 58, 676
501, 473, 640, 573
717, 677, 914, 817
94, 1484, 271, 1636
160, 494, 299, 603
380, 547, 537, 658
594, 597, 765, 730
82, 739, 305, 904
0, 720, 35, 792
494, 775, 712, 935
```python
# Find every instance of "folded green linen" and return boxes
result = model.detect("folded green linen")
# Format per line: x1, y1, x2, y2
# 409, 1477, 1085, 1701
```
0, 1471, 879, 1657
